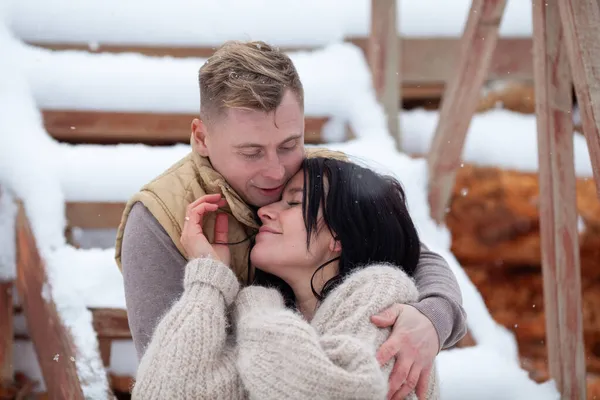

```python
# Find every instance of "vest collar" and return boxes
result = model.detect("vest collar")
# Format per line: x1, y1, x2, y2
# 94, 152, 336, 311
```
191, 151, 259, 229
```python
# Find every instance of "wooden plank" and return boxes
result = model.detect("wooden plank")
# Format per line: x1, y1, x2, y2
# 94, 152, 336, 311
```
30, 37, 534, 86
14, 204, 86, 399
91, 308, 130, 339
43, 110, 327, 145
0, 282, 13, 384
427, 0, 508, 223
369, 0, 401, 150
558, 0, 600, 199
0, 187, 15, 384
532, 0, 586, 397
66, 202, 126, 230
98, 339, 112, 367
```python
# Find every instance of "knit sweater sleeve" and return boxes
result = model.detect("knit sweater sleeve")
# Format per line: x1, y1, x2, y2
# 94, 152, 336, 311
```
132, 257, 245, 400
234, 264, 420, 400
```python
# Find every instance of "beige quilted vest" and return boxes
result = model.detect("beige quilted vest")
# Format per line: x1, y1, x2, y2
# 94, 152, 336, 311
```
114, 147, 347, 282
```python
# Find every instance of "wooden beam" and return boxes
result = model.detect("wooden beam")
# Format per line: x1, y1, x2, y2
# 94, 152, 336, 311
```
0, 188, 15, 385
369, 0, 401, 150
558, 0, 600, 199
30, 37, 534, 86
427, 0, 508, 223
14, 204, 86, 399
43, 110, 328, 145
91, 308, 130, 339
532, 0, 586, 397
66, 202, 126, 230
0, 282, 13, 384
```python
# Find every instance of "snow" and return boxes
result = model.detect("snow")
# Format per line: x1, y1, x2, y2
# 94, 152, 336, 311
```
109, 340, 138, 377
0, 187, 17, 280
402, 108, 594, 178
17, 41, 367, 143
0, 27, 65, 251
45, 246, 125, 308
4, 0, 532, 47
436, 347, 558, 399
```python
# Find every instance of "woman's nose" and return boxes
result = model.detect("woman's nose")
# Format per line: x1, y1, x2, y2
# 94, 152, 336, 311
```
257, 204, 277, 222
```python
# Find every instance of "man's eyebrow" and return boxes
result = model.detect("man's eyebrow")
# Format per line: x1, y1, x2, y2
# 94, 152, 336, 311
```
233, 134, 302, 149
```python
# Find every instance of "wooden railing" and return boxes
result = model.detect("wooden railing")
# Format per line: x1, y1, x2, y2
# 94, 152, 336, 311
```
427, 0, 600, 397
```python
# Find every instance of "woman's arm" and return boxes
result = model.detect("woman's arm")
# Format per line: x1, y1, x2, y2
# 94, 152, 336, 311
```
132, 257, 245, 400
235, 264, 422, 400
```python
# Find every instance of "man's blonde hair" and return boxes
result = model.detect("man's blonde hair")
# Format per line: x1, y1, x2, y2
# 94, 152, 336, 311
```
199, 40, 304, 121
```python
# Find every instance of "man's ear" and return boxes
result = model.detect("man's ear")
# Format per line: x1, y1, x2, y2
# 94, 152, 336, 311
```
191, 118, 210, 157
329, 236, 342, 253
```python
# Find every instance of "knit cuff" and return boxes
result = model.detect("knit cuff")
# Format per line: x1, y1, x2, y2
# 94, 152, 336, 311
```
410, 297, 454, 352
234, 286, 285, 319
184, 257, 240, 306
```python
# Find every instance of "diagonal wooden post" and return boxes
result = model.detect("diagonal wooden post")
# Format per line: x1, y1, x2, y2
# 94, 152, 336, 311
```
369, 0, 401, 150
558, 0, 600, 199
532, 1, 586, 398
427, 0, 508, 223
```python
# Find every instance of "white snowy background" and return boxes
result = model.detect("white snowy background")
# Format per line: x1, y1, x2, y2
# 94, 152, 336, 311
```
1, 0, 592, 398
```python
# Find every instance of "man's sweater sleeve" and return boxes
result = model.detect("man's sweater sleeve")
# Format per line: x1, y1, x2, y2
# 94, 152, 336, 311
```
411, 243, 468, 350
121, 202, 189, 358
132, 258, 244, 400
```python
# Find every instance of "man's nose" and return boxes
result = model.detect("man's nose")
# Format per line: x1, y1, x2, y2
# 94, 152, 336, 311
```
262, 160, 285, 181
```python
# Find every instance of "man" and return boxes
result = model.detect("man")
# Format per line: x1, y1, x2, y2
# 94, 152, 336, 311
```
116, 40, 466, 399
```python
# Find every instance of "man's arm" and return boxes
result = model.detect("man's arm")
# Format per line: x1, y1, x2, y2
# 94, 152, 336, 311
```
410, 243, 467, 349
121, 202, 188, 359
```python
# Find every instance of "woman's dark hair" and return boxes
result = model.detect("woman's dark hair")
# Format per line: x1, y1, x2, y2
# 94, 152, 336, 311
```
253, 157, 421, 304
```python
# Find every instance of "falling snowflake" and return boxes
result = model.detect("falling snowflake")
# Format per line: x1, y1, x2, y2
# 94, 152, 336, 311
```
53, 354, 60, 362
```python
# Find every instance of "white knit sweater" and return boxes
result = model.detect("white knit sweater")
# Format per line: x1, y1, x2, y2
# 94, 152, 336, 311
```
132, 257, 439, 399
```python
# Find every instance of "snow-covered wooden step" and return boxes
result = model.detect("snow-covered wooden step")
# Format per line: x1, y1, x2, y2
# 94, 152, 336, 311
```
18, 42, 372, 144
14, 205, 113, 399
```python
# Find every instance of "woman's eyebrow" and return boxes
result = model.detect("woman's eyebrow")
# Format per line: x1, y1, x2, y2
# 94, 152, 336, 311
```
285, 187, 303, 195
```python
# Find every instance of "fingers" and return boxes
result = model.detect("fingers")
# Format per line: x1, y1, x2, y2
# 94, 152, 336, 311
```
385, 359, 405, 398
371, 303, 404, 328
187, 202, 219, 231
214, 213, 229, 244
185, 194, 228, 230
188, 193, 225, 210
415, 366, 432, 399
376, 336, 400, 366
394, 364, 421, 400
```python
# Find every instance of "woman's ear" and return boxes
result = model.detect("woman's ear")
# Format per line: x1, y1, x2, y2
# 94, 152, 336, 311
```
329, 236, 342, 253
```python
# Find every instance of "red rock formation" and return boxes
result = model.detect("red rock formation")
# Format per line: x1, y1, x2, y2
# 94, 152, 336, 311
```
445, 164, 600, 397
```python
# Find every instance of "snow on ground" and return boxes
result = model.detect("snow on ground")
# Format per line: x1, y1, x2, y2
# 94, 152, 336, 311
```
3, 0, 532, 47
0, 187, 17, 280
402, 108, 594, 178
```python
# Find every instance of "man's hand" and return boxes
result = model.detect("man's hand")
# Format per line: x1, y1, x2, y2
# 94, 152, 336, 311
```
371, 304, 439, 400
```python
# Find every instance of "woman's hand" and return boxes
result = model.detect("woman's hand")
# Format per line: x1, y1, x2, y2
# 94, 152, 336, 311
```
180, 193, 231, 266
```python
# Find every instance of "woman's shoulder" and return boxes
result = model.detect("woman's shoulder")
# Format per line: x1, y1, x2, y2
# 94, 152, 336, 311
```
322, 263, 419, 310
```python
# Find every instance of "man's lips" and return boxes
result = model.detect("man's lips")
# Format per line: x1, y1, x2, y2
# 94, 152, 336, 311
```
256, 184, 284, 195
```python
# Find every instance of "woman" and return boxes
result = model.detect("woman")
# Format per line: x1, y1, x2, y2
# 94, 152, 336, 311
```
132, 157, 439, 399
